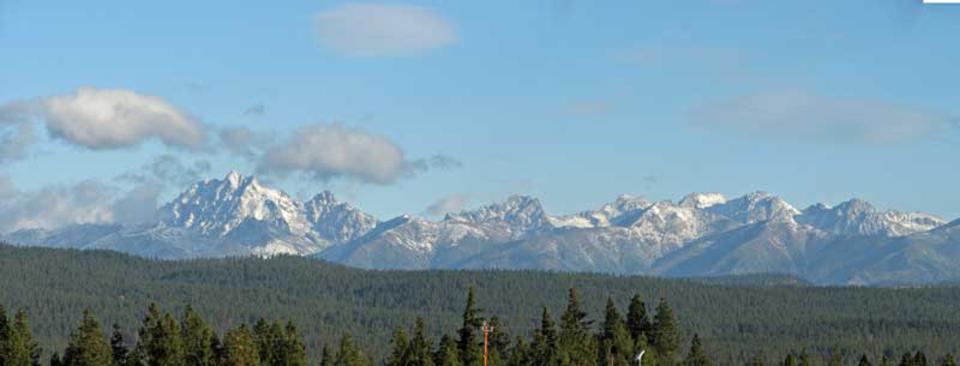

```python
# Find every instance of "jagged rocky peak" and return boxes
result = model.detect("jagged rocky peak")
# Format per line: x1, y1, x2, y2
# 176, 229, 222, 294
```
707, 191, 800, 224
448, 194, 549, 230
304, 190, 378, 243
679, 192, 728, 209
798, 198, 945, 237
161, 170, 308, 236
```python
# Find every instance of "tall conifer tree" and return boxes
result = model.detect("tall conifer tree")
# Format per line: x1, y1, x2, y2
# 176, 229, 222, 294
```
62, 310, 112, 366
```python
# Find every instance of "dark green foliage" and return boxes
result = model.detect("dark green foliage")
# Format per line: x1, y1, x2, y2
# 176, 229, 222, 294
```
556, 288, 595, 366
435, 335, 461, 366
62, 310, 112, 366
684, 334, 710, 366
458, 288, 484, 366
222, 325, 259, 366
388, 328, 409, 366
2, 309, 41, 366
320, 345, 334, 366
860, 355, 873, 366
531, 308, 557, 366
749, 353, 765, 366
626, 295, 649, 345
651, 299, 680, 366
4, 245, 960, 365
110, 324, 128, 366
334, 334, 368, 366
180, 307, 216, 366
408, 318, 435, 366
784, 354, 796, 366
940, 354, 957, 366
598, 298, 632, 366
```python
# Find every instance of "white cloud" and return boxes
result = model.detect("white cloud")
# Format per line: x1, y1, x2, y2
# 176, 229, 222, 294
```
258, 123, 413, 184
40, 88, 205, 150
689, 90, 956, 145
314, 3, 457, 57
0, 179, 118, 232
424, 194, 471, 217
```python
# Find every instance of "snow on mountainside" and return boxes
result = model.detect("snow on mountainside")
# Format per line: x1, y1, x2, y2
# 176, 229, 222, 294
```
2, 171, 956, 285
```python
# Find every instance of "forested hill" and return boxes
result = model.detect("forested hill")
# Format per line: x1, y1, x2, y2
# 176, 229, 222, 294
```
2, 244, 960, 365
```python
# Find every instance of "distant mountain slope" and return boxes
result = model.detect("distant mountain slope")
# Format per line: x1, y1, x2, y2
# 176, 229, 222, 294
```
4, 171, 957, 285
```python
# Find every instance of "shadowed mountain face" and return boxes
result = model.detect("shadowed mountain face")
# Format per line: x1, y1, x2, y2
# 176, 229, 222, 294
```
5, 172, 957, 285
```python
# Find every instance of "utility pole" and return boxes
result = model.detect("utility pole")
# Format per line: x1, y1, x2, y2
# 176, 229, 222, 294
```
482, 321, 493, 366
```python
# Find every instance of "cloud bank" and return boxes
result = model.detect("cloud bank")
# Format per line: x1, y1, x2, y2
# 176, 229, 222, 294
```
689, 90, 955, 145
314, 3, 457, 57
41, 88, 205, 150
258, 123, 415, 184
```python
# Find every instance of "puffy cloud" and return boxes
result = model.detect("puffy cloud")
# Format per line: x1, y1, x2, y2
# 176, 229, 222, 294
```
258, 123, 414, 184
424, 194, 471, 217
689, 90, 956, 145
314, 3, 457, 57
40, 88, 205, 150
0, 179, 118, 232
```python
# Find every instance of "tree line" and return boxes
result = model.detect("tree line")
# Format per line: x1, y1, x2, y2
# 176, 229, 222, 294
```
3, 288, 958, 366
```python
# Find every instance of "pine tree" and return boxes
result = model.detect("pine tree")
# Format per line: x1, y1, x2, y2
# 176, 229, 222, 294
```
281, 322, 307, 366
859, 355, 873, 366
914, 352, 928, 366
940, 354, 958, 366
556, 288, 595, 366
827, 349, 842, 366
626, 295, 650, 345
253, 320, 286, 366
180, 307, 215, 366
387, 328, 409, 366
651, 299, 680, 366
62, 310, 113, 366
784, 354, 797, 366
507, 337, 532, 366
458, 288, 484, 366
799, 350, 812, 366
899, 353, 914, 366
408, 317, 434, 366
435, 335, 462, 366
599, 298, 633, 366
0, 305, 9, 366
531, 307, 557, 366
110, 324, 129, 366
135, 304, 187, 366
880, 356, 891, 366
334, 333, 369, 366
683, 334, 711, 366
320, 344, 334, 366
222, 325, 260, 366
749, 353, 765, 366
49, 353, 63, 366
4, 310, 41, 366
487, 317, 509, 366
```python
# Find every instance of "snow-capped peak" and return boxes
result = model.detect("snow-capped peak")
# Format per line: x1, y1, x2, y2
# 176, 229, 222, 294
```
679, 192, 728, 209
160, 171, 309, 236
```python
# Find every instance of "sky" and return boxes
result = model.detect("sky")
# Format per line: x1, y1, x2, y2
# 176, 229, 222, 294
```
0, 0, 959, 232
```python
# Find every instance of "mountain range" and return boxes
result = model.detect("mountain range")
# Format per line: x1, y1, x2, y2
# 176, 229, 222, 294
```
6, 171, 960, 286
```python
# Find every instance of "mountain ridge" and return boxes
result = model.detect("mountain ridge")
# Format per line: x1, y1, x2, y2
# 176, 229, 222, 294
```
4, 171, 956, 285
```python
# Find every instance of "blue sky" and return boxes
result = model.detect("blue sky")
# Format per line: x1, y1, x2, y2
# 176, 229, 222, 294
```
0, 0, 959, 229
